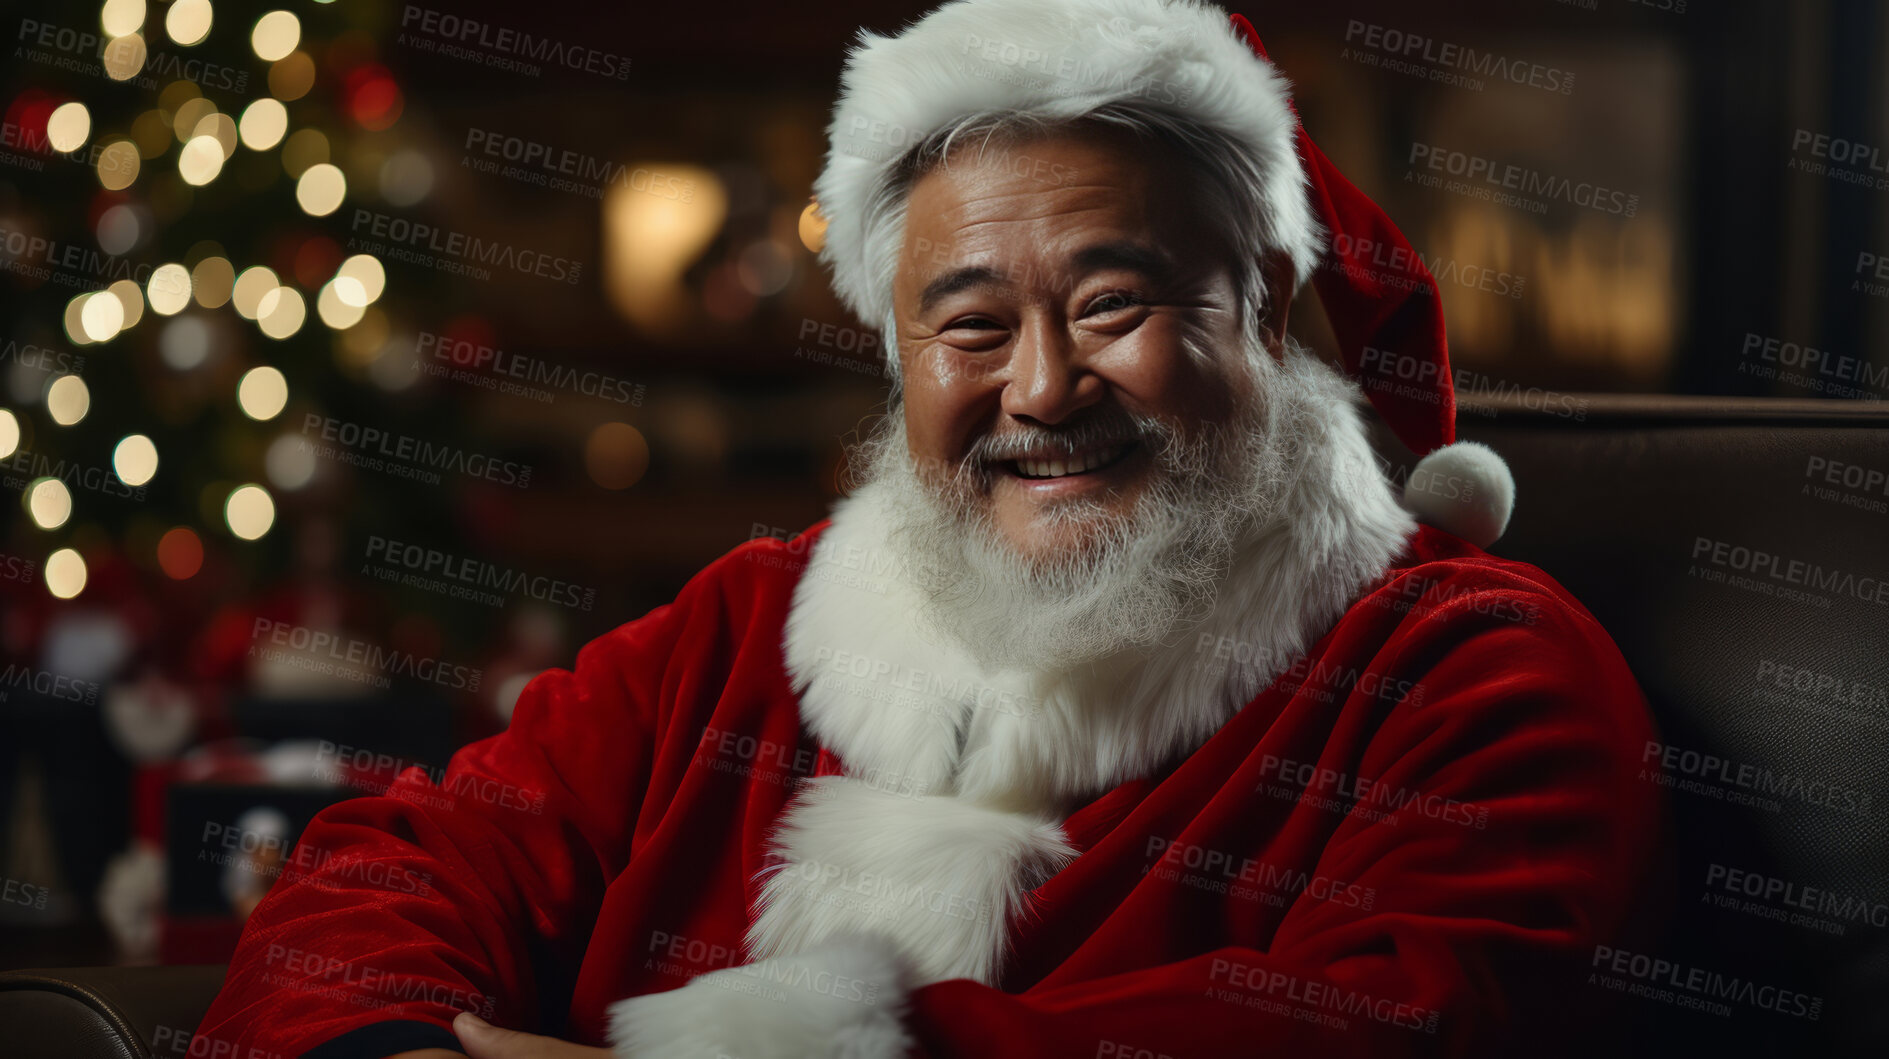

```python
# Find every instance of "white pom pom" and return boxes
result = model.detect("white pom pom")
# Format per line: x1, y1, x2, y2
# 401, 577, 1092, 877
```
1401, 440, 1515, 549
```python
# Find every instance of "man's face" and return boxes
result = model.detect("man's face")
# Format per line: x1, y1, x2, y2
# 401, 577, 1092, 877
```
892, 126, 1268, 565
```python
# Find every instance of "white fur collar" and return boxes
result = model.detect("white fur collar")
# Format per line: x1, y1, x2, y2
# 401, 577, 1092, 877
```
750, 354, 1419, 986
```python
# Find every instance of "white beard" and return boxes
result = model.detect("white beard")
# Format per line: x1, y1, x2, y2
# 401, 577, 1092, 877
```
848, 337, 1303, 674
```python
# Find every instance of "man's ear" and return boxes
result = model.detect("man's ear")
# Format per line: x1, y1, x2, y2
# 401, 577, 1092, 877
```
1259, 253, 1296, 362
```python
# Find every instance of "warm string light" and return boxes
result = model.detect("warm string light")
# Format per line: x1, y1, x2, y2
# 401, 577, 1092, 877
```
99, 0, 145, 37
113, 435, 160, 486
237, 366, 289, 419
165, 0, 212, 47
225, 484, 276, 540
251, 11, 300, 62
44, 549, 88, 599
27, 478, 73, 529
29, 2, 404, 592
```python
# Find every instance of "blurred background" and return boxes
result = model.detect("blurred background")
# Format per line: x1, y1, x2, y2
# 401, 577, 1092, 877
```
0, 0, 1884, 970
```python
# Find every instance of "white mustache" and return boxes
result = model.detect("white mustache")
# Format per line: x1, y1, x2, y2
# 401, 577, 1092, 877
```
962, 412, 1171, 469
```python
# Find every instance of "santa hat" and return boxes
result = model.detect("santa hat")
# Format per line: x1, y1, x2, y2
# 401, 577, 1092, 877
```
813, 0, 1513, 547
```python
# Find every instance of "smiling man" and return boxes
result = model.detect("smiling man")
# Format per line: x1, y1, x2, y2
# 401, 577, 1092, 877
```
196, 2, 1664, 1058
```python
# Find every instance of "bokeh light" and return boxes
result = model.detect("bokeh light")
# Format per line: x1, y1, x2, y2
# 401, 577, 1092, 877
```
157, 527, 204, 580
114, 434, 159, 486
172, 98, 216, 142
251, 11, 300, 62
47, 375, 91, 426
165, 0, 212, 46
265, 434, 317, 490
97, 138, 140, 190
316, 281, 366, 329
256, 287, 306, 339
798, 200, 828, 253
585, 423, 651, 490
80, 290, 125, 341
192, 256, 235, 308
45, 548, 87, 599
179, 134, 225, 184
47, 102, 91, 153
232, 266, 279, 318
108, 279, 146, 329
192, 112, 239, 159
101, 34, 146, 81
225, 484, 276, 540
269, 51, 316, 101
148, 263, 192, 314
27, 478, 73, 529
0, 409, 18, 458
343, 64, 403, 131
295, 163, 346, 216
238, 98, 288, 150
378, 149, 433, 206
335, 254, 385, 304
101, 0, 145, 37
97, 203, 143, 255
159, 315, 213, 370
63, 295, 94, 347
237, 366, 289, 419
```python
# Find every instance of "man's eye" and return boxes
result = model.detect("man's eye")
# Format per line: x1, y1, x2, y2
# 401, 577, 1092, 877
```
944, 317, 1003, 331
1084, 291, 1144, 316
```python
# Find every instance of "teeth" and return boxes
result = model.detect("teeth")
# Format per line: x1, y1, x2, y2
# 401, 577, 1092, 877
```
1013, 444, 1125, 480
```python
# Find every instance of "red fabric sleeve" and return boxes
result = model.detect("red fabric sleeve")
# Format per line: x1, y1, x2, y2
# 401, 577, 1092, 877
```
905, 584, 1667, 1058
192, 553, 735, 1057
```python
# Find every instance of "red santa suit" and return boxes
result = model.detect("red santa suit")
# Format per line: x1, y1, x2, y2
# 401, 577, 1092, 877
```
193, 355, 1663, 1058
194, 2, 1665, 1056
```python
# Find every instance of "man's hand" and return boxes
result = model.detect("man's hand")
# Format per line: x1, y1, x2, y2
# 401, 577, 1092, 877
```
444, 1012, 614, 1059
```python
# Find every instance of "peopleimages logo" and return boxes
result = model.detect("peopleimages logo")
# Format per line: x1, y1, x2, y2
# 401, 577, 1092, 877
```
1689, 536, 1889, 607
363, 534, 597, 611
416, 330, 644, 405
462, 128, 693, 202
1590, 946, 1821, 1021
15, 18, 251, 94
1407, 143, 1640, 217
0, 664, 100, 704
348, 208, 583, 285
1327, 233, 1527, 300
1, 447, 147, 501
1342, 20, 1575, 95
300, 413, 533, 488
1640, 740, 1873, 815
251, 618, 483, 692
0, 226, 159, 289
398, 6, 631, 80
0, 338, 84, 377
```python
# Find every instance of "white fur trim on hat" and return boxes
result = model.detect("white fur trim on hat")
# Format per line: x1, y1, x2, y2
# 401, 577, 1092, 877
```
608, 932, 912, 1059
815, 0, 1320, 332
1400, 440, 1515, 549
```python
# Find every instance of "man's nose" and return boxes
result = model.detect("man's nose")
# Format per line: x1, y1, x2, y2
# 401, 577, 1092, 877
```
1000, 314, 1103, 424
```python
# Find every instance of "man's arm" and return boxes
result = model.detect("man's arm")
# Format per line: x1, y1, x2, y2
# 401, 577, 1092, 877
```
191, 550, 741, 1059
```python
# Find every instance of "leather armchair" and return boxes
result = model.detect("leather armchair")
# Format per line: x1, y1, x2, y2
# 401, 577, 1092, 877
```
0, 965, 229, 1059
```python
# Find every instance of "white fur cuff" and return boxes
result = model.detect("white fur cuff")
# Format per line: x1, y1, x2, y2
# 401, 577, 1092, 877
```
609, 932, 913, 1059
